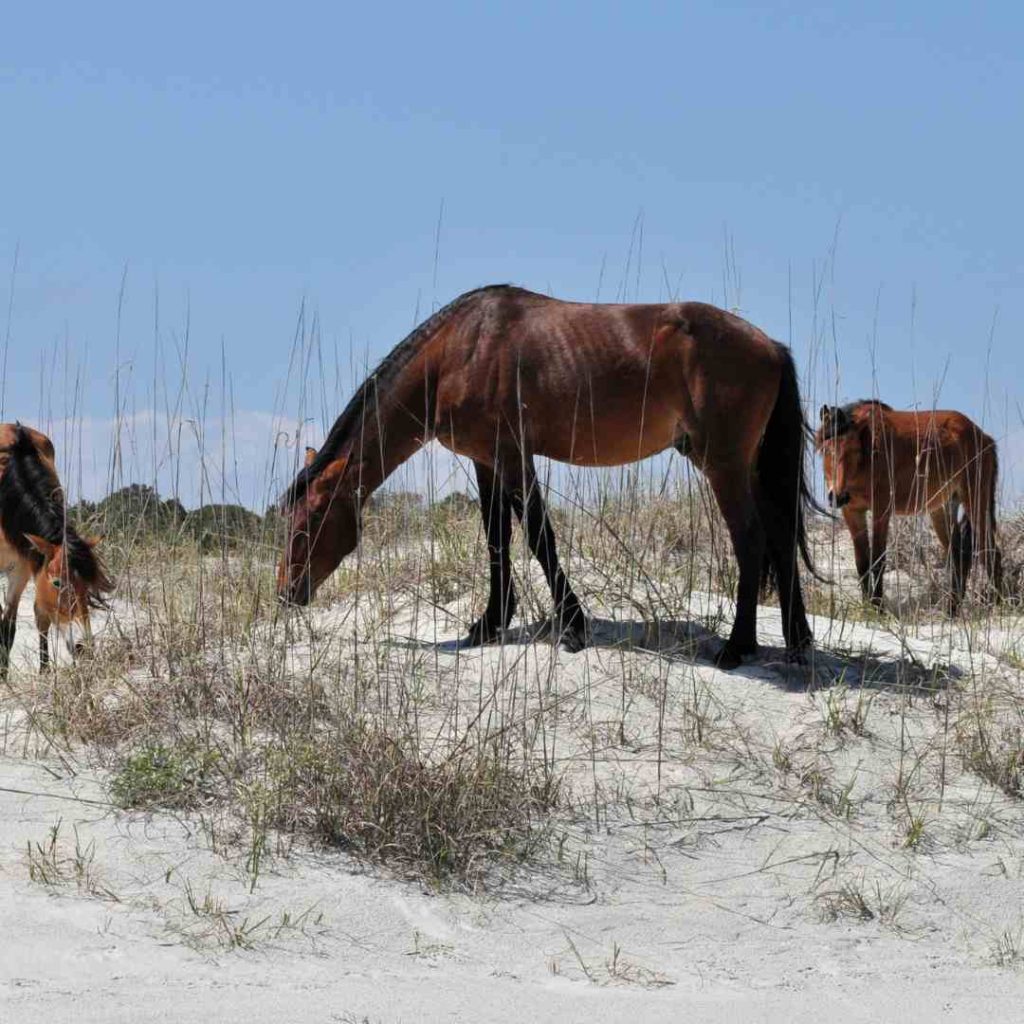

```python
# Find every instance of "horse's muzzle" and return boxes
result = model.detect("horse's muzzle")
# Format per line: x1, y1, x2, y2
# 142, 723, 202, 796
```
828, 490, 851, 509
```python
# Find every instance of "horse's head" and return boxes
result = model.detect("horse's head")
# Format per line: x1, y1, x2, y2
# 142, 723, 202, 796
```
25, 533, 105, 635
816, 404, 869, 509
276, 447, 362, 606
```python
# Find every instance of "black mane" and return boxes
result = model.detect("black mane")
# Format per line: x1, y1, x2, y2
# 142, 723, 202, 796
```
0, 425, 113, 594
845, 398, 893, 416
818, 399, 894, 441
282, 284, 510, 508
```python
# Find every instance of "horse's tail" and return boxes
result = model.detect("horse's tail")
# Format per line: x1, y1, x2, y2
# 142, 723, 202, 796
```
757, 345, 823, 592
989, 440, 1000, 541
986, 434, 1004, 597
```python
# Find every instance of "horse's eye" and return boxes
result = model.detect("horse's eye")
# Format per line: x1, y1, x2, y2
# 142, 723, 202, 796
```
51, 578, 63, 590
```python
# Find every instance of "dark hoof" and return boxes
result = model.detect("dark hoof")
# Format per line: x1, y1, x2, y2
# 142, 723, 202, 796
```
559, 621, 591, 653
785, 644, 810, 666
714, 639, 757, 671
551, 604, 591, 653
713, 647, 741, 671
462, 618, 506, 648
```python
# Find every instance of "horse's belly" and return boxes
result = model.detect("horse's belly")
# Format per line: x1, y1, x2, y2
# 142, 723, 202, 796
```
536, 409, 682, 466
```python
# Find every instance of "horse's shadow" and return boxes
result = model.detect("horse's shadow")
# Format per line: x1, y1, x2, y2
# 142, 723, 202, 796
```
397, 616, 961, 694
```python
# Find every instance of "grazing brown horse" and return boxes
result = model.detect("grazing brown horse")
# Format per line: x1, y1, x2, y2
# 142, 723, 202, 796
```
0, 423, 114, 673
815, 401, 1002, 613
278, 285, 819, 669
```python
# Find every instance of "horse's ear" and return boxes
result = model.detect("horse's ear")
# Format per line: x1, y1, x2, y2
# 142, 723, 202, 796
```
304, 446, 317, 467
819, 404, 831, 425
24, 534, 56, 559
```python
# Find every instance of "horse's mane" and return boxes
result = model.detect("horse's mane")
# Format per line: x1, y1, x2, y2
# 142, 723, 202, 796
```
283, 284, 511, 507
0, 425, 114, 598
845, 398, 893, 416
816, 399, 894, 445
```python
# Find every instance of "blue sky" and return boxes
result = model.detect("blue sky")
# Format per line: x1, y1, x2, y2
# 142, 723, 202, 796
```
2, 2, 1022, 506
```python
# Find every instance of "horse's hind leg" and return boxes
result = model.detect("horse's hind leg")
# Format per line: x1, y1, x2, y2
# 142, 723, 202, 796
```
756, 486, 811, 655
930, 501, 966, 614
464, 460, 517, 645
705, 463, 765, 670
501, 454, 588, 651
964, 485, 1002, 606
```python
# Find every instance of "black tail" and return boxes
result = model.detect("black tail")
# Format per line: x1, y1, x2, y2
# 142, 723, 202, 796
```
988, 441, 1004, 598
757, 348, 827, 626
757, 346, 822, 591
989, 443, 999, 543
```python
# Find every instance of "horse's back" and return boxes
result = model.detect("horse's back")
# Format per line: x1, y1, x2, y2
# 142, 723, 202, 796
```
867, 406, 997, 510
435, 289, 786, 467
878, 408, 993, 455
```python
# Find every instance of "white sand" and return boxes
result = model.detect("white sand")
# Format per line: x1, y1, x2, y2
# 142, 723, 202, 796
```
2, 587, 1024, 1023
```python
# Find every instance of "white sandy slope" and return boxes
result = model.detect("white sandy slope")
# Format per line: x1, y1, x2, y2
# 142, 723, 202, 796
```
2, 586, 1024, 1024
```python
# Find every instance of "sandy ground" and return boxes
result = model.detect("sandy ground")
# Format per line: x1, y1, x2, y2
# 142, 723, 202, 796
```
3, 584, 1024, 1023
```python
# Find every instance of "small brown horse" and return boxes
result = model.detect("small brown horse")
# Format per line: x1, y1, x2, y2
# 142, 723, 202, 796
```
816, 401, 1002, 613
0, 423, 114, 672
278, 285, 820, 669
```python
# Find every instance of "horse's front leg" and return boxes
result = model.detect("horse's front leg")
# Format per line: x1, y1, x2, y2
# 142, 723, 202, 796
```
0, 614, 15, 678
463, 460, 517, 645
869, 511, 891, 608
841, 508, 871, 602
34, 607, 52, 671
501, 454, 589, 652
0, 565, 31, 677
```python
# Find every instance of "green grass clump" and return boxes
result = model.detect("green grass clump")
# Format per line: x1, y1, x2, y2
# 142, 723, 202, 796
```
266, 723, 558, 884
111, 741, 219, 810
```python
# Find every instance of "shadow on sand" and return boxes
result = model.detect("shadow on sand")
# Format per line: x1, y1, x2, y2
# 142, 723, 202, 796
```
391, 615, 962, 694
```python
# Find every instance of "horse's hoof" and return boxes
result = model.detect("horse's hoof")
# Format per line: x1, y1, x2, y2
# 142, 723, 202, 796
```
461, 618, 504, 647
713, 642, 754, 671
554, 608, 591, 653
560, 624, 590, 653
785, 646, 810, 666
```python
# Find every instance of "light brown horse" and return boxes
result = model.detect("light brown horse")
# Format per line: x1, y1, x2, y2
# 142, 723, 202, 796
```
0, 423, 114, 672
815, 401, 1002, 613
278, 285, 820, 669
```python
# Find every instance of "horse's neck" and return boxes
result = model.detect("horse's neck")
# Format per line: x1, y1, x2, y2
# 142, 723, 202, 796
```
348, 370, 432, 498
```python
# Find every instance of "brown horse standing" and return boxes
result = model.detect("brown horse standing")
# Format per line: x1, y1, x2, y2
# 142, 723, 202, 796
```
0, 423, 114, 673
815, 401, 1002, 613
278, 285, 819, 669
